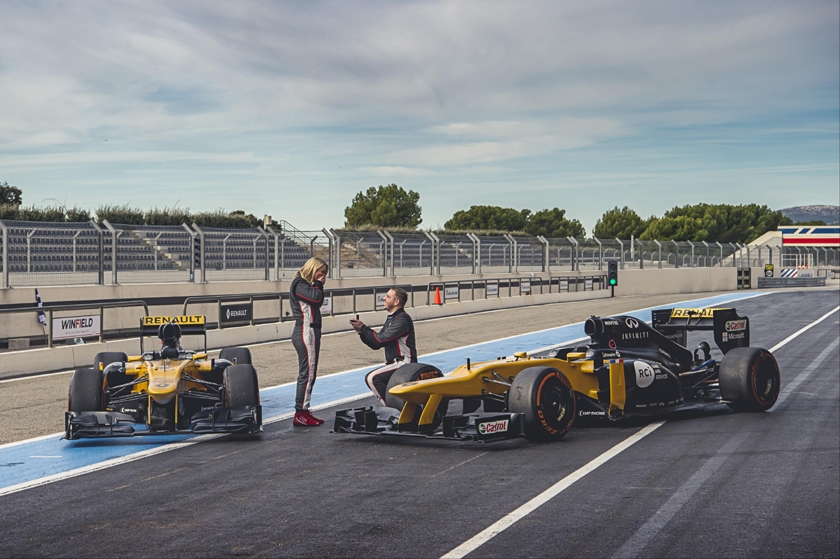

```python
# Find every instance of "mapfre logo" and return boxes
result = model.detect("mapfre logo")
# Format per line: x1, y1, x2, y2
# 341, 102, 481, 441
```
625, 318, 639, 329
478, 419, 509, 434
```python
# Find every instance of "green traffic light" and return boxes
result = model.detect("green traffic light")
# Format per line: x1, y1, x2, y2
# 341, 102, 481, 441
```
609, 279, 616, 285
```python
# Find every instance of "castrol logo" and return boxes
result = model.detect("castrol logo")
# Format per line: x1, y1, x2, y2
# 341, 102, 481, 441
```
478, 419, 509, 434
725, 320, 746, 332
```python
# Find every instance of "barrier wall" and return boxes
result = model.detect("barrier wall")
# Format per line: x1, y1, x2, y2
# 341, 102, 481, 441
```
1, 266, 741, 379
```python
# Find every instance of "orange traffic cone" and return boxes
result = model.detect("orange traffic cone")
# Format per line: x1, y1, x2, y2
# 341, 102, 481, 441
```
433, 286, 442, 305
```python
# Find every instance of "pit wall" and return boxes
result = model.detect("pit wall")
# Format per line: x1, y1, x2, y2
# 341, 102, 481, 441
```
0, 267, 737, 379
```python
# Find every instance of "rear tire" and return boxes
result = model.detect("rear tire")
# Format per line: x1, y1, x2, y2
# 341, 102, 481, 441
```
720, 347, 780, 412
219, 347, 252, 366
224, 364, 260, 407
385, 363, 449, 429
68, 368, 104, 412
508, 367, 576, 442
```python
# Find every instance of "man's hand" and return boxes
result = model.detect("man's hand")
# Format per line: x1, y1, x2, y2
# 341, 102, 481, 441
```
349, 318, 364, 333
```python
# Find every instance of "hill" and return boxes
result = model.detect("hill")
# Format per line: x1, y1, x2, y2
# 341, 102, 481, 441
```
780, 205, 839, 224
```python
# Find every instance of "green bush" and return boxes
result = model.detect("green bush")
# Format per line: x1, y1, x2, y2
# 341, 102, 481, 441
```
96, 204, 145, 225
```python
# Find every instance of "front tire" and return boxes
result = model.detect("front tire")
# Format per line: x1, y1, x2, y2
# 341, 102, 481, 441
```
385, 363, 449, 430
508, 367, 576, 442
719, 347, 780, 412
93, 352, 129, 387
219, 347, 252, 366
224, 364, 260, 407
68, 368, 104, 412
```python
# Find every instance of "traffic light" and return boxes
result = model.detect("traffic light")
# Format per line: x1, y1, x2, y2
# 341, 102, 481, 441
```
607, 260, 618, 287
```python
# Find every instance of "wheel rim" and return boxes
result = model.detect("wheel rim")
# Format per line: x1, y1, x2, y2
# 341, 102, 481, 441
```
536, 373, 575, 434
752, 354, 779, 405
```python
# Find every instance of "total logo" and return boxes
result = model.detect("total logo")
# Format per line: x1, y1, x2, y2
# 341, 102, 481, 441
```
625, 318, 640, 329
478, 419, 509, 434
725, 320, 746, 332
633, 361, 656, 388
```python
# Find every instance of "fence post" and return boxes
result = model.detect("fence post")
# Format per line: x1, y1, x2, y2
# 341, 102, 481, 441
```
594, 238, 603, 270
382, 230, 395, 277
192, 223, 206, 283
504, 234, 518, 274
567, 237, 579, 271
268, 226, 281, 281
616, 238, 624, 269
102, 220, 118, 285
257, 226, 270, 281
423, 231, 436, 276
467, 233, 481, 275
376, 230, 388, 277
537, 235, 549, 273
687, 241, 695, 267
0, 220, 8, 289
653, 240, 662, 269
321, 228, 336, 279
331, 229, 342, 279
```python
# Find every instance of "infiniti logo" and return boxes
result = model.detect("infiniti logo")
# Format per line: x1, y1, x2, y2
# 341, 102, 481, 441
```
226, 308, 230, 320
625, 318, 639, 329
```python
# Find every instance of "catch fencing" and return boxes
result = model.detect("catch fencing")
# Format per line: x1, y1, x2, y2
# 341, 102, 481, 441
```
1, 218, 838, 287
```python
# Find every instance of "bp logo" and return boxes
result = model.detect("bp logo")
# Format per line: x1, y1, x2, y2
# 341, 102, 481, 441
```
478, 419, 509, 434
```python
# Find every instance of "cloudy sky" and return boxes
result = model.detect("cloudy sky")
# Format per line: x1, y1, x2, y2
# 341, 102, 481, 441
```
1, 1, 837, 233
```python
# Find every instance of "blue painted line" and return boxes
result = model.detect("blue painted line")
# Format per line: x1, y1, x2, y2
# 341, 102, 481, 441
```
0, 292, 763, 491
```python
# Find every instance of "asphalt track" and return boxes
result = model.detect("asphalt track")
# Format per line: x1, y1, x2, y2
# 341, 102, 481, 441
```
1, 289, 838, 558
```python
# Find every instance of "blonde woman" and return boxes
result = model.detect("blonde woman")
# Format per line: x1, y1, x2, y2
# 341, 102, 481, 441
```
289, 256, 328, 426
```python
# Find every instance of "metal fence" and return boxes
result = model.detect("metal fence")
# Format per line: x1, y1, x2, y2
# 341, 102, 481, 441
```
2, 218, 838, 288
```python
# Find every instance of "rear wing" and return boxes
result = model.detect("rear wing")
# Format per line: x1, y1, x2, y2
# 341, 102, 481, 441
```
652, 307, 750, 354
140, 315, 207, 352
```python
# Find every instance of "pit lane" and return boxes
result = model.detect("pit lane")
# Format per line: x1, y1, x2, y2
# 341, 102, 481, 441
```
1, 289, 838, 558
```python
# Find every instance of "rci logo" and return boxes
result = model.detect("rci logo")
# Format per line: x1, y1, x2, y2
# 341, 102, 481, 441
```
625, 318, 639, 329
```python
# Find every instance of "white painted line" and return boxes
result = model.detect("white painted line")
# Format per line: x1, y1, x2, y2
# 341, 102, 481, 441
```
440, 421, 667, 559
29, 456, 62, 459
0, 369, 74, 383
611, 431, 751, 559
769, 336, 840, 412
0, 432, 63, 451
769, 305, 839, 353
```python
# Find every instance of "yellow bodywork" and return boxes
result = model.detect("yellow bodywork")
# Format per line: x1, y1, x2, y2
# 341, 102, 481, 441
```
102, 353, 214, 419
388, 351, 626, 427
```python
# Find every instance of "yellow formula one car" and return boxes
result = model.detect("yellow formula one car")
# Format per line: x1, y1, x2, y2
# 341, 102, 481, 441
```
333, 307, 781, 443
64, 316, 261, 440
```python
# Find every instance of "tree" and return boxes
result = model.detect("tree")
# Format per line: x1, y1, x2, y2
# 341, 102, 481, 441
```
444, 205, 530, 232
640, 203, 793, 243
345, 184, 422, 228
524, 207, 585, 238
0, 181, 23, 206
592, 206, 650, 239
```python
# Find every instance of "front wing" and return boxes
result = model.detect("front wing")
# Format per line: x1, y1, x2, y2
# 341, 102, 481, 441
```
63, 405, 262, 440
333, 406, 525, 443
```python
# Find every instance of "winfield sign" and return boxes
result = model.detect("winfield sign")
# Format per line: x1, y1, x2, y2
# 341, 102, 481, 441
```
220, 303, 253, 324
53, 315, 101, 340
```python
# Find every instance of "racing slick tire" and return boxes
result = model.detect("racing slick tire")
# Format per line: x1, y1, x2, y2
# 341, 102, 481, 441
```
223, 364, 260, 407
219, 347, 252, 366
719, 347, 780, 412
93, 352, 129, 387
508, 367, 576, 442
385, 363, 449, 429
68, 368, 104, 412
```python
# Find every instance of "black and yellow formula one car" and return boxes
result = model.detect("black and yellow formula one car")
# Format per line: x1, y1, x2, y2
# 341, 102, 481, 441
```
333, 307, 781, 443
64, 315, 261, 440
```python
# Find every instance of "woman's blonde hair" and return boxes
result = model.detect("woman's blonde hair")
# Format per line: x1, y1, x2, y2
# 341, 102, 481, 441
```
296, 257, 328, 284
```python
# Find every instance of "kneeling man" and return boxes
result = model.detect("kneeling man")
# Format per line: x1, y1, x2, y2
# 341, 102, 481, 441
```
349, 287, 416, 405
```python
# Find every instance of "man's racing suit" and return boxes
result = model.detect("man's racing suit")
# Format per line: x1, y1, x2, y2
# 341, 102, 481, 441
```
358, 308, 417, 405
